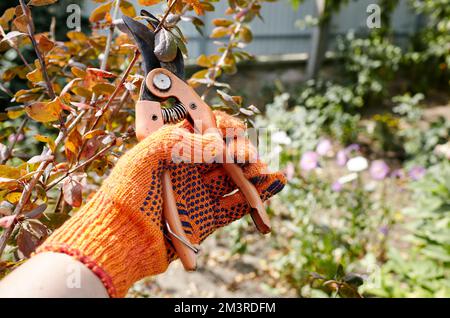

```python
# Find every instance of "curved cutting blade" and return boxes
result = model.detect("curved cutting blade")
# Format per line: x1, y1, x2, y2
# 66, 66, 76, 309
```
122, 15, 185, 100
122, 15, 161, 79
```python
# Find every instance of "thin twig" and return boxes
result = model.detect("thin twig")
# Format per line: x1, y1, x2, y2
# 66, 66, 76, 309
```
18, 0, 55, 99
0, 160, 51, 256
86, 0, 127, 132
201, 23, 243, 100
0, 82, 13, 97
100, 0, 121, 70
0, 111, 85, 257
75, 50, 139, 163
0, 118, 28, 165
49, 16, 56, 41
46, 139, 118, 191
110, 90, 130, 123
0, 25, 33, 71
89, 50, 140, 131
155, 0, 179, 33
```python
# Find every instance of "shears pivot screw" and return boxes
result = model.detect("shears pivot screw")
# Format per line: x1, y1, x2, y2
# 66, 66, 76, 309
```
190, 103, 197, 110
153, 72, 171, 91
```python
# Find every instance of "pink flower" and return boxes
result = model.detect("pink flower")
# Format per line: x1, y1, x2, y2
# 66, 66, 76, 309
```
316, 139, 332, 156
0, 215, 15, 229
300, 151, 319, 171
390, 169, 405, 179
8, 133, 24, 144
336, 149, 347, 166
284, 162, 295, 181
409, 166, 426, 180
331, 181, 343, 192
345, 144, 360, 153
370, 160, 390, 180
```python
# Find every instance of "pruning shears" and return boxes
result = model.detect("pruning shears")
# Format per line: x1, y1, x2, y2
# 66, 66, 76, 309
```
122, 12, 270, 272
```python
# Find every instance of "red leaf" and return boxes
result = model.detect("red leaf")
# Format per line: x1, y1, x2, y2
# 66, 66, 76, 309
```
86, 67, 116, 79
63, 178, 83, 207
17, 220, 49, 257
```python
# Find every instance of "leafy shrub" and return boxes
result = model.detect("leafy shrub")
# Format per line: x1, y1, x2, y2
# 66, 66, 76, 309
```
336, 33, 402, 103
406, 0, 450, 91
392, 93, 450, 167
0, 0, 267, 272
368, 161, 450, 297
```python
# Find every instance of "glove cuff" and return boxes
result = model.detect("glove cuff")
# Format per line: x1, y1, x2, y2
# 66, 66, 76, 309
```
36, 189, 169, 297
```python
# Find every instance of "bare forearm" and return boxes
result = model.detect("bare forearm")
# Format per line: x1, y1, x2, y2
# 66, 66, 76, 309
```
0, 252, 108, 298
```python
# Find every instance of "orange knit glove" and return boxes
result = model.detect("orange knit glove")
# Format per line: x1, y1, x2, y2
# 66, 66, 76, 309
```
37, 111, 286, 297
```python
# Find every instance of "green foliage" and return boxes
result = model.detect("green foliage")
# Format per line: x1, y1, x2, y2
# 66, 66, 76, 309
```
369, 162, 450, 297
336, 33, 402, 102
393, 93, 450, 167
406, 0, 450, 91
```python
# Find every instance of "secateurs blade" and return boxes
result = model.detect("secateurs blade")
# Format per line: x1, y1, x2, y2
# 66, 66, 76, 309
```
122, 13, 271, 272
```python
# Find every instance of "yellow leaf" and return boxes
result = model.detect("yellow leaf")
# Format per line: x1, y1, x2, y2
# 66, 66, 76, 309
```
184, 0, 204, 15
5, 192, 21, 204
65, 140, 78, 154
92, 83, 115, 95
212, 19, 233, 27
210, 27, 229, 38
89, 1, 113, 23
34, 134, 56, 152
29, 0, 58, 6
2, 69, 16, 82
71, 86, 92, 99
239, 26, 253, 43
67, 31, 88, 41
71, 66, 86, 78
191, 69, 208, 79
83, 129, 106, 140
138, 0, 162, 5
14, 88, 42, 103
64, 129, 82, 164
196, 54, 211, 67
0, 165, 24, 179
25, 98, 62, 122
7, 109, 25, 119
120, 0, 136, 17
26, 68, 43, 83
0, 8, 16, 29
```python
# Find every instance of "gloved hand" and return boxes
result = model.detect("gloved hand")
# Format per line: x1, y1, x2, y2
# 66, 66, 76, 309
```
37, 111, 286, 297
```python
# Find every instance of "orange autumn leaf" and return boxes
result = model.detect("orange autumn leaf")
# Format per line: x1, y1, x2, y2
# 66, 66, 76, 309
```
86, 67, 116, 79
89, 1, 113, 23
138, 0, 162, 5
36, 34, 55, 53
26, 68, 43, 83
25, 98, 62, 122
183, 0, 204, 15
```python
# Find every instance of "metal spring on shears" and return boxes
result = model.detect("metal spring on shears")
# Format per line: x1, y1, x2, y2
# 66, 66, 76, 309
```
161, 102, 188, 124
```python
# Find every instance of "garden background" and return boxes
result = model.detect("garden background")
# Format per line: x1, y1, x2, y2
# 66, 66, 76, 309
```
0, 0, 449, 297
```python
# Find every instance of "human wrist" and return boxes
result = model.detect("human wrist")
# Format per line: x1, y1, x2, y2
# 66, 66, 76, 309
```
37, 189, 169, 297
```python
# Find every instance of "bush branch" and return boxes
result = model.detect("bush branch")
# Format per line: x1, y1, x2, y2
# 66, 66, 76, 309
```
18, 0, 55, 99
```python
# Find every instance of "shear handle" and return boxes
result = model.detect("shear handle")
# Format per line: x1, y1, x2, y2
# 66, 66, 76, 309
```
135, 100, 198, 271
146, 68, 271, 234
